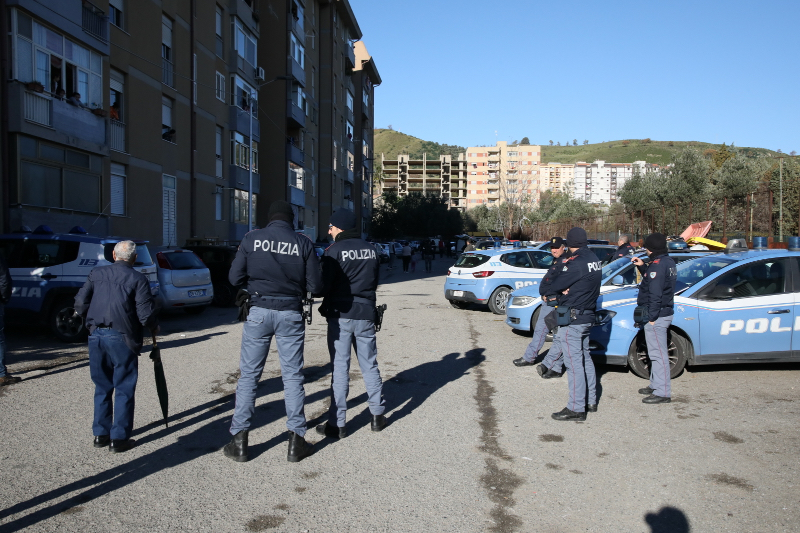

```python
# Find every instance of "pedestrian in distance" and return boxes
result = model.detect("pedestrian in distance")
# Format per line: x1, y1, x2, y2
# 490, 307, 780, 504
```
422, 240, 435, 273
223, 201, 322, 463
0, 253, 17, 386
614, 234, 635, 259
513, 237, 567, 378
73, 241, 160, 452
401, 243, 412, 273
546, 228, 602, 421
316, 208, 386, 439
463, 239, 476, 253
410, 248, 418, 273
632, 233, 677, 404
438, 240, 445, 258
387, 240, 396, 271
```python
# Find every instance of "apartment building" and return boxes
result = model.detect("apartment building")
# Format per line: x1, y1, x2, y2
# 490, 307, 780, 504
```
465, 141, 542, 207
379, 152, 468, 211
0, 0, 377, 244
573, 160, 656, 205
538, 162, 575, 195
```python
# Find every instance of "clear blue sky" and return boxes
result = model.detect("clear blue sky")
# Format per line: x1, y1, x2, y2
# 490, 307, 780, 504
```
350, 0, 799, 153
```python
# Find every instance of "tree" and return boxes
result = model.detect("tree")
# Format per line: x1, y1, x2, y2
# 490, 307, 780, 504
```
520, 137, 530, 145
791, 151, 797, 156
714, 154, 767, 199
573, 139, 578, 146
387, 125, 393, 130
777, 149, 783, 154
556, 142, 560, 146
583, 140, 588, 145
711, 143, 734, 168
549, 140, 553, 146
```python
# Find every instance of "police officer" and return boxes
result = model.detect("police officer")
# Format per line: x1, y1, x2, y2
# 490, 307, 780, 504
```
74, 240, 159, 452
614, 234, 635, 259
223, 201, 322, 463
513, 237, 567, 376
632, 233, 677, 404
316, 209, 386, 438
546, 228, 601, 421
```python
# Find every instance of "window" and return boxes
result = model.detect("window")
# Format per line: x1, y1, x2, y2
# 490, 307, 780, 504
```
347, 151, 354, 171
215, 71, 226, 101
109, 0, 124, 28
290, 0, 304, 33
289, 162, 304, 190
234, 18, 256, 66
232, 189, 256, 225
161, 96, 175, 142
14, 11, 102, 105
232, 75, 256, 115
215, 185, 223, 220
163, 175, 177, 246
333, 140, 338, 171
215, 6, 224, 57
290, 33, 304, 69
215, 126, 224, 177
110, 163, 126, 216
162, 15, 174, 86
231, 132, 252, 170
109, 69, 124, 122
698, 259, 789, 300
362, 90, 369, 109
346, 121, 354, 140
311, 67, 315, 98
291, 84, 307, 114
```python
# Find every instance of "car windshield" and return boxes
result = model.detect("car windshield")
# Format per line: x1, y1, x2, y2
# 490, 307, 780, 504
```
602, 256, 634, 278
454, 253, 490, 268
165, 251, 206, 269
675, 255, 741, 293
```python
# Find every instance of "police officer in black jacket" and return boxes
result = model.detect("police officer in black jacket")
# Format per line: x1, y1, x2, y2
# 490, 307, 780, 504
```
513, 236, 566, 374
223, 201, 322, 463
614, 234, 635, 259
545, 228, 602, 421
315, 209, 386, 439
632, 233, 677, 404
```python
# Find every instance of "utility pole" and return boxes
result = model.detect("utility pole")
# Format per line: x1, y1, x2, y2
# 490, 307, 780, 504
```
779, 157, 783, 242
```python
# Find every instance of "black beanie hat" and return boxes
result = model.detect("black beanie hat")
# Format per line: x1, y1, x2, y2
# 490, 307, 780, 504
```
644, 233, 668, 255
268, 200, 294, 223
329, 208, 357, 230
566, 227, 588, 248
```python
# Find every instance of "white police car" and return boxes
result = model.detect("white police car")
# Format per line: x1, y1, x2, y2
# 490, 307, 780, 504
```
444, 245, 555, 314
506, 251, 711, 332
590, 240, 800, 379
0, 226, 158, 342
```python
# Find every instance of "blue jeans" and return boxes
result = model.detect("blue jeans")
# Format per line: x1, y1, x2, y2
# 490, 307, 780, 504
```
88, 328, 139, 440
0, 305, 7, 377
326, 318, 385, 426
231, 306, 307, 437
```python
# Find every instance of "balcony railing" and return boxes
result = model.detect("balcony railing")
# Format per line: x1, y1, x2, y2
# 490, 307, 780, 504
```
24, 90, 52, 126
162, 57, 174, 87
82, 2, 108, 42
110, 119, 126, 152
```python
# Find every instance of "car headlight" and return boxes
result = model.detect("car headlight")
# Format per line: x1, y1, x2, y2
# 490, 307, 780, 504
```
594, 309, 616, 326
511, 296, 537, 307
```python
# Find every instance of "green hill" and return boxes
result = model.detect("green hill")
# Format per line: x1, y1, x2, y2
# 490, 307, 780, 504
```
375, 129, 779, 165
374, 129, 466, 160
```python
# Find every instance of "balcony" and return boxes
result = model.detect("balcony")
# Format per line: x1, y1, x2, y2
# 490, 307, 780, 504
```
24, 91, 51, 126
229, 105, 260, 139
346, 168, 354, 183
287, 101, 305, 128
488, 190, 500, 199
290, 57, 305, 86
286, 142, 304, 165
346, 43, 356, 69
162, 58, 174, 87
361, 102, 370, 120
82, 2, 108, 42
110, 120, 126, 152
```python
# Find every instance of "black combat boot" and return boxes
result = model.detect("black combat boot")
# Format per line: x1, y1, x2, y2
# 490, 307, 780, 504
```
223, 430, 249, 462
287, 431, 312, 462
371, 414, 386, 432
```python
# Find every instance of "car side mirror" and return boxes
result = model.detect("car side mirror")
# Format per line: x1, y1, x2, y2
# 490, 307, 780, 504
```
709, 283, 735, 300
611, 275, 625, 286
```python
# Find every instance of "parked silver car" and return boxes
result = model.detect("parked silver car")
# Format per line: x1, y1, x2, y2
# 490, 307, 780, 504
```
155, 249, 214, 314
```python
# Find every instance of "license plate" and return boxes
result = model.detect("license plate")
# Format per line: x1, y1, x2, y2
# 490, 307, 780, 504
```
453, 290, 464, 297
188, 290, 205, 297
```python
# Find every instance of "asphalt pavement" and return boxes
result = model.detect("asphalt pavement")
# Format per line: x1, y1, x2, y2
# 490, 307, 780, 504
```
1, 255, 799, 532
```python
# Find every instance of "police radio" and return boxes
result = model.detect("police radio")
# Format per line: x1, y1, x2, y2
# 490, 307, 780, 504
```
302, 293, 314, 325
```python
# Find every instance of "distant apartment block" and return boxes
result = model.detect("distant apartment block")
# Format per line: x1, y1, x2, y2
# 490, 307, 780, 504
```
465, 141, 542, 206
538, 163, 575, 195
379, 153, 468, 210
573, 160, 657, 205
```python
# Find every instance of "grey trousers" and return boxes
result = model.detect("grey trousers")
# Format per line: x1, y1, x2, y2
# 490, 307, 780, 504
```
231, 306, 307, 437
541, 332, 565, 373
555, 322, 596, 412
644, 315, 673, 398
522, 305, 555, 363
327, 317, 385, 426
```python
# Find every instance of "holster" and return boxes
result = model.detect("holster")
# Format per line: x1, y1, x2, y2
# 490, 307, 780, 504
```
375, 304, 387, 332
633, 305, 649, 325
235, 289, 252, 322
556, 306, 573, 327
544, 308, 558, 332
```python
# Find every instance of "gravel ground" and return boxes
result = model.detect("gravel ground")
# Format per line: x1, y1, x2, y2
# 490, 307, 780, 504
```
1, 256, 799, 532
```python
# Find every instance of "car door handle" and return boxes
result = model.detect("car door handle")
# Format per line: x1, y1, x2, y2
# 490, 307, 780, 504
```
768, 309, 790, 314
40, 274, 58, 280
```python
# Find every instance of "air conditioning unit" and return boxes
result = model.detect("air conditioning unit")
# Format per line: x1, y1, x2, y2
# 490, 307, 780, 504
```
254, 66, 265, 81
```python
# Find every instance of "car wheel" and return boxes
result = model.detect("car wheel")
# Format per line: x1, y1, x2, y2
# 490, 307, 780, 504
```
448, 299, 470, 310
627, 329, 689, 379
50, 296, 88, 343
530, 306, 541, 333
184, 305, 207, 315
213, 283, 237, 307
487, 286, 511, 315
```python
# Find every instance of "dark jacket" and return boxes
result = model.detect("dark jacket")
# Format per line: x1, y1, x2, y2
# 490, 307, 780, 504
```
0, 255, 11, 304
229, 220, 322, 312
544, 246, 602, 324
74, 261, 158, 353
636, 253, 677, 320
614, 243, 635, 259
538, 255, 569, 298
319, 232, 379, 321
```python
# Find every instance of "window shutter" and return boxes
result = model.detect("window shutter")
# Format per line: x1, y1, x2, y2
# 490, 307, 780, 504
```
110, 173, 125, 215
109, 0, 124, 10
